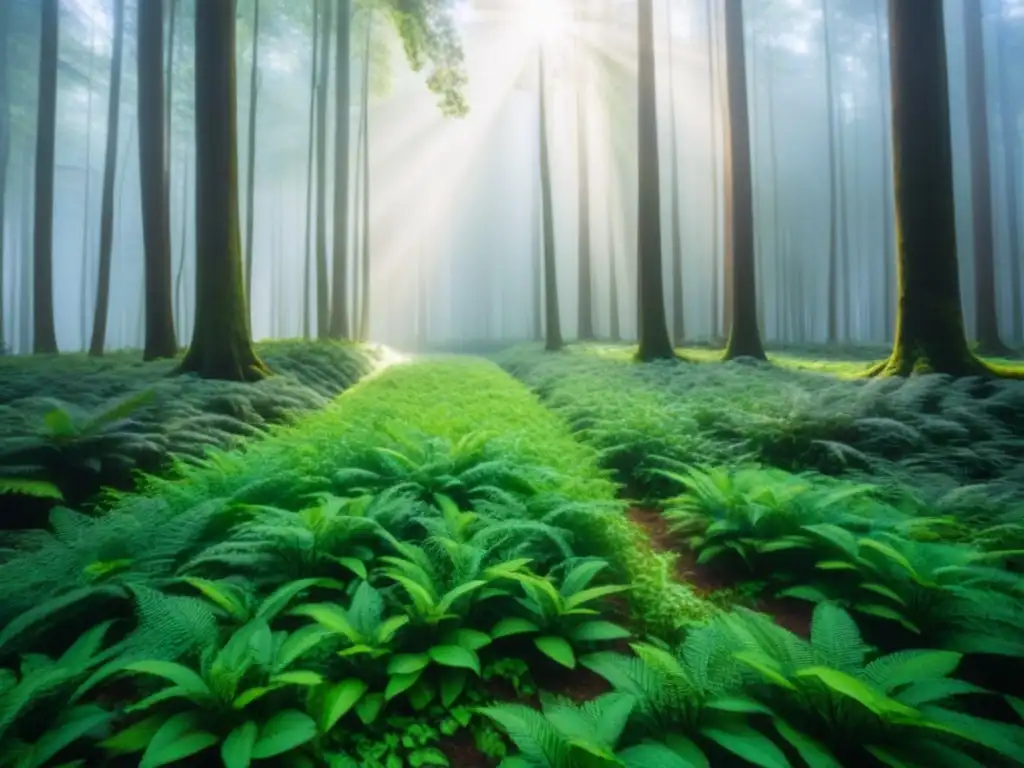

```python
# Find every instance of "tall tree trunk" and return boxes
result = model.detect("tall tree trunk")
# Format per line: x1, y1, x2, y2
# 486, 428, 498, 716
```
538, 48, 563, 352
823, 0, 840, 344
532, 155, 543, 341
870, 0, 989, 376
609, 203, 620, 342
576, 11, 594, 341
174, 155, 189, 340
964, 0, 1008, 354
668, 2, 685, 345
166, 0, 177, 204
244, 0, 261, 304
0, 0, 9, 350
636, 0, 675, 361
19, 159, 32, 352
78, 19, 97, 352
874, 0, 895, 341
768, 43, 782, 343
722, 0, 766, 361
998, 0, 1021, 342
358, 13, 372, 342
138, 0, 178, 360
89, 0, 125, 357
177, 0, 268, 381
33, 0, 60, 354
315, 0, 333, 339
329, 0, 354, 339
303, 0, 319, 340
706, 0, 721, 340
837, 93, 851, 339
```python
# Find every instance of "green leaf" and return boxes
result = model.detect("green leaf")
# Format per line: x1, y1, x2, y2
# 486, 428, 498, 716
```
409, 747, 450, 767
270, 670, 324, 687
429, 645, 481, 675
564, 584, 629, 611
535, 636, 576, 669
570, 621, 631, 643
182, 577, 250, 620
775, 585, 829, 603
0, 478, 63, 500
815, 560, 858, 571
320, 678, 369, 732
490, 617, 540, 639
139, 713, 218, 768
100, 716, 166, 754
440, 668, 468, 709
443, 628, 492, 651
221, 722, 258, 768
663, 734, 709, 768
125, 661, 212, 699
858, 538, 925, 583
388, 653, 431, 675
289, 603, 361, 643
250, 710, 318, 759
619, 741, 696, 768
794, 667, 916, 717
27, 705, 111, 768
732, 651, 797, 690
386, 670, 425, 701
852, 604, 920, 634
333, 557, 369, 580
708, 696, 774, 715
356, 692, 385, 724
701, 722, 792, 768
859, 583, 906, 605
772, 719, 841, 768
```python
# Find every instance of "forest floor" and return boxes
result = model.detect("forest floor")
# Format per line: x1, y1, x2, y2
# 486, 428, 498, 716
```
0, 342, 1023, 766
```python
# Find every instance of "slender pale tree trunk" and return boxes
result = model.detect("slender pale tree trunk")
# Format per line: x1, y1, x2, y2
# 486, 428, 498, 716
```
609, 198, 620, 342
33, 0, 60, 354
963, 0, 1008, 354
0, 1, 10, 350
998, 1, 1021, 342
538, 47, 563, 352
874, 0, 895, 341
722, 0, 766, 360
358, 12, 372, 342
177, 0, 268, 381
575, 7, 594, 341
78, 19, 97, 351
302, 0, 319, 339
315, 0, 333, 338
532, 152, 543, 341
667, 2, 685, 345
823, 0, 840, 344
174, 155, 189, 341
244, 0, 261, 304
329, 0, 354, 339
138, 0, 178, 360
636, 0, 675, 361
706, 0, 722, 341
89, 0, 125, 357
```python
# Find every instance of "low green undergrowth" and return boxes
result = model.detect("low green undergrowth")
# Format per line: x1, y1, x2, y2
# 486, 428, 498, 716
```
0, 359, 715, 767
0, 341, 378, 524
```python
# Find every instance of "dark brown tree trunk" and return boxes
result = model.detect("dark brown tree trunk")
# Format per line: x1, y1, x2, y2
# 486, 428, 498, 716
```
89, 0, 125, 357
823, 0, 840, 344
138, 0, 178, 361
538, 48, 563, 352
0, 0, 9, 349
177, 0, 268, 381
315, 0, 332, 339
870, 0, 990, 376
722, 0, 766, 361
667, 3, 685, 346
303, 0, 319, 340
329, 0, 353, 339
874, 0, 895, 341
998, 1, 1021, 343
358, 12, 372, 342
33, 0, 59, 354
636, 0, 675, 361
244, 0, 261, 305
964, 0, 1009, 354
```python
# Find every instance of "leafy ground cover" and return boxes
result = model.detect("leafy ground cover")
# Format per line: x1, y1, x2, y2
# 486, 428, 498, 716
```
1, 352, 1021, 767
0, 341, 379, 526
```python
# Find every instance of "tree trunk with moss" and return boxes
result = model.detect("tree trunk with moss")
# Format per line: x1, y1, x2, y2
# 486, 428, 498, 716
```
870, 0, 988, 376
138, 0, 178, 361
177, 0, 267, 382
636, 0, 675, 361
722, 0, 766, 361
538, 48, 563, 352
963, 0, 1009, 354
33, 0, 59, 354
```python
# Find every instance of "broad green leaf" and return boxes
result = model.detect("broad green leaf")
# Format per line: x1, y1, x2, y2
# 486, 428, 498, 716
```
794, 667, 916, 717
440, 668, 468, 709
356, 692, 385, 724
100, 716, 165, 754
443, 628, 492, 651
320, 678, 369, 732
701, 722, 791, 768
619, 741, 696, 768
772, 718, 841, 768
139, 713, 217, 768
250, 710, 318, 759
388, 653, 431, 676
270, 670, 323, 686
570, 621, 631, 643
429, 645, 481, 675
385, 670, 424, 700
409, 746, 450, 766
491, 617, 540, 639
125, 661, 212, 699
535, 636, 576, 669
732, 651, 796, 690
221, 721, 258, 768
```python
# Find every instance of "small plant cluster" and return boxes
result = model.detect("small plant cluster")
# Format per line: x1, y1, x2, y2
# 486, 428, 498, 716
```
0, 341, 377, 525
483, 601, 1024, 767
0, 359, 710, 766
496, 345, 1024, 521
660, 465, 1024, 668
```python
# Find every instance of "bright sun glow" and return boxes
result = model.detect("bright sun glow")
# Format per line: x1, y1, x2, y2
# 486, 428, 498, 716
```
519, 0, 569, 40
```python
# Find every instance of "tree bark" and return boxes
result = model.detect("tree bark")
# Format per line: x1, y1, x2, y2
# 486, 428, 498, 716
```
722, 0, 766, 361
874, 0, 895, 341
138, 0, 178, 360
706, 0, 721, 341
78, 19, 97, 352
870, 0, 990, 376
244, 0, 261, 304
328, 0, 354, 339
576, 87, 594, 340
532, 147, 543, 341
635, 0, 675, 361
303, 0, 319, 340
0, 0, 9, 350
998, 0, 1021, 342
823, 0, 840, 344
33, 0, 59, 354
667, 2, 685, 346
88, 0, 125, 357
609, 203, 620, 342
315, 0, 333, 339
177, 0, 268, 381
963, 0, 1009, 354
358, 12, 372, 342
538, 48, 563, 352
174, 156, 188, 341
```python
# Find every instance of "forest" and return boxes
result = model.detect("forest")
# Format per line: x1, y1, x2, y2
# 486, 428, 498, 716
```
1, 0, 1024, 766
